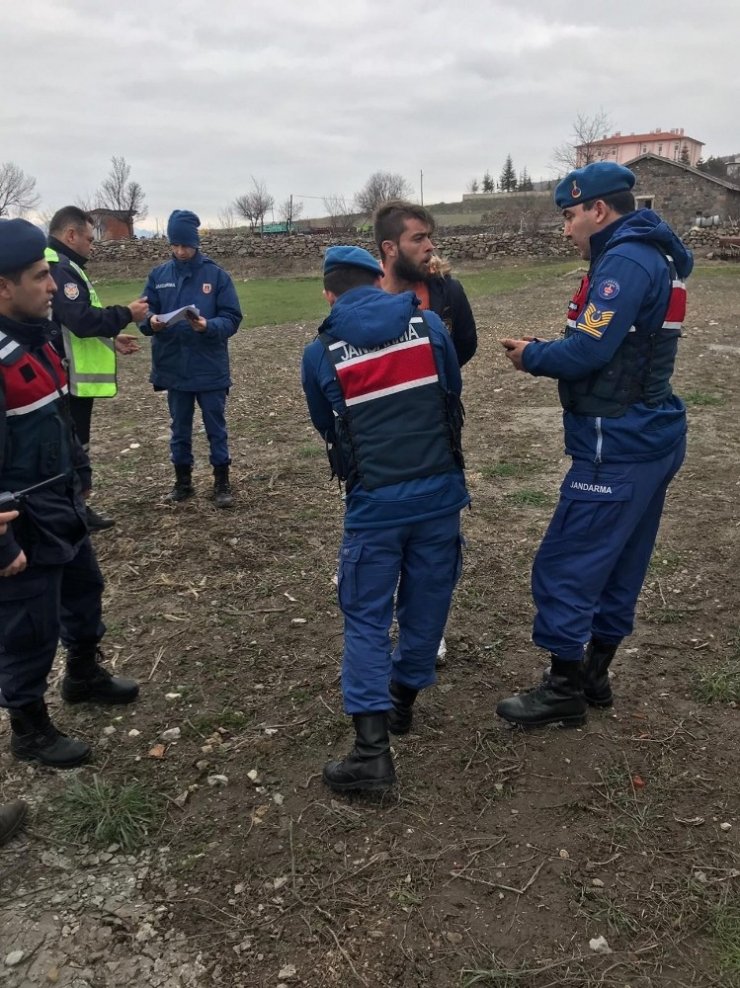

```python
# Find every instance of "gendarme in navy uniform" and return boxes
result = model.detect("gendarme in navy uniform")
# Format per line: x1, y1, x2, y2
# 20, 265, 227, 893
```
302, 246, 469, 794
497, 162, 692, 728
0, 219, 139, 769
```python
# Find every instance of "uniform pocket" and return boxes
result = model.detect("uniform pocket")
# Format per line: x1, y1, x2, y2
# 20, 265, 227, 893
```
337, 541, 362, 609
553, 475, 633, 539
0, 575, 52, 652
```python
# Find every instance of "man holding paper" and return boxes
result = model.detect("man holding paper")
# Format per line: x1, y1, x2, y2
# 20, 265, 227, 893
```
139, 211, 242, 507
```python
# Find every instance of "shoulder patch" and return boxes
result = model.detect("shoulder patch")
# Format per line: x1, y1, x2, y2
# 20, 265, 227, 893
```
202, 283, 212, 294
576, 302, 614, 339
63, 282, 80, 300
597, 278, 620, 300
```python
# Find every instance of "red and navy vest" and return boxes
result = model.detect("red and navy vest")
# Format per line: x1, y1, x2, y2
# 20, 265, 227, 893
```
320, 312, 463, 492
0, 328, 74, 490
559, 255, 686, 418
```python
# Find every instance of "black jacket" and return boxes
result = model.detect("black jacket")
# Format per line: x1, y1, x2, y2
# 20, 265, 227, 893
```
47, 236, 132, 346
427, 275, 477, 367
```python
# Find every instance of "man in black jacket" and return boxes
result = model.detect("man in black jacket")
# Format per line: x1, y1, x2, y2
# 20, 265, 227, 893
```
373, 200, 477, 367
0, 218, 139, 768
47, 206, 148, 531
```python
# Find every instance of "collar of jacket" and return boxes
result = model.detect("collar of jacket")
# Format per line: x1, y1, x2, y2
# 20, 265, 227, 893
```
588, 213, 633, 268
0, 313, 53, 349
172, 250, 203, 275
47, 235, 88, 269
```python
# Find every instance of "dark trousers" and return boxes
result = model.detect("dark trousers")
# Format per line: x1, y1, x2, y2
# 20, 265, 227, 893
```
167, 389, 230, 467
337, 512, 463, 714
531, 440, 686, 660
69, 395, 94, 449
0, 538, 105, 708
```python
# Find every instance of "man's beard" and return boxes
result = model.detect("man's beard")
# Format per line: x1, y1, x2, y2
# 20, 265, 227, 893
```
394, 249, 431, 285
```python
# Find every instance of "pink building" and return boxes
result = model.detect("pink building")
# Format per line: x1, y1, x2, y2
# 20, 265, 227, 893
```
577, 129, 704, 168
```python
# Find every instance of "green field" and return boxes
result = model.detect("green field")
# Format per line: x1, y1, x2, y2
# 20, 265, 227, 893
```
94, 261, 577, 329
94, 261, 736, 330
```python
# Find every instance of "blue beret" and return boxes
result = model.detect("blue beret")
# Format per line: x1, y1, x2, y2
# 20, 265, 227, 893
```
555, 162, 636, 210
167, 209, 200, 248
323, 245, 383, 277
0, 218, 47, 275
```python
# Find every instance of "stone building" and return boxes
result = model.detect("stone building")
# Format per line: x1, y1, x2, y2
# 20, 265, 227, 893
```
626, 154, 740, 231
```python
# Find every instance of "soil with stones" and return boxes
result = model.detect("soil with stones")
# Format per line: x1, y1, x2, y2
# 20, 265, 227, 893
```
1, 263, 739, 988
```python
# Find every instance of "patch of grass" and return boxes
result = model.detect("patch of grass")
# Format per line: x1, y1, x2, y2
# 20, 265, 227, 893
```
694, 662, 740, 703
460, 960, 529, 986
480, 460, 543, 480
54, 776, 161, 852
191, 708, 250, 733
95, 262, 575, 331
647, 547, 682, 575
298, 444, 323, 459
646, 607, 686, 625
712, 901, 740, 976
684, 391, 725, 408
505, 488, 552, 508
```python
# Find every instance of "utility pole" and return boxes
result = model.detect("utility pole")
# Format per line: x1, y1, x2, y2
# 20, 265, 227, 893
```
420, 170, 424, 206
289, 193, 293, 232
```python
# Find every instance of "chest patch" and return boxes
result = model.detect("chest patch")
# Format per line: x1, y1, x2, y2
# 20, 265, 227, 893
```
64, 282, 80, 300
202, 283, 212, 294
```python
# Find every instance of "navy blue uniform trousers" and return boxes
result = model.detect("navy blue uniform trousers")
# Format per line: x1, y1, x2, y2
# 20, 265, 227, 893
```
167, 388, 230, 467
532, 440, 686, 661
0, 538, 105, 708
337, 512, 463, 714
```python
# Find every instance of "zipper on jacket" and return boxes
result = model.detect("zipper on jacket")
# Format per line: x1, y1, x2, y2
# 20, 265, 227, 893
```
594, 416, 603, 464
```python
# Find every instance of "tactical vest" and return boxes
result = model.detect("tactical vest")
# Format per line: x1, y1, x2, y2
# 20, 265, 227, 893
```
45, 247, 117, 398
0, 329, 74, 490
559, 255, 686, 418
320, 312, 464, 493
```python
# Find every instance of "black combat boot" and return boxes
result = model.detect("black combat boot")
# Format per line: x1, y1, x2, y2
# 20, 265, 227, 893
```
62, 644, 139, 705
387, 681, 418, 736
166, 464, 194, 502
583, 638, 619, 708
213, 464, 234, 509
85, 504, 115, 532
0, 800, 28, 846
496, 657, 587, 728
323, 713, 396, 793
10, 701, 91, 768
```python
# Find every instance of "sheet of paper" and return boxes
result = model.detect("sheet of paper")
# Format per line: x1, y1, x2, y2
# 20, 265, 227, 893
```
157, 305, 200, 327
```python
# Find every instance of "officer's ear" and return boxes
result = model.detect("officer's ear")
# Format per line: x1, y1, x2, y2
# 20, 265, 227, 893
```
323, 288, 337, 308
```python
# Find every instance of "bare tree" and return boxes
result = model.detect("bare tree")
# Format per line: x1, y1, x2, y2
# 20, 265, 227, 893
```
323, 194, 355, 233
233, 177, 274, 234
354, 171, 413, 216
0, 162, 40, 217
277, 197, 304, 231
95, 155, 147, 224
217, 204, 237, 230
552, 110, 611, 171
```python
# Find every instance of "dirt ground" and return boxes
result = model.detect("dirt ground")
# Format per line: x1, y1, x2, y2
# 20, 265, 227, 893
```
1, 262, 739, 988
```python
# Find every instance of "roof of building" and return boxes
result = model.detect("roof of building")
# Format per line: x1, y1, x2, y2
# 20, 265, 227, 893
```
586, 131, 704, 148
626, 153, 740, 192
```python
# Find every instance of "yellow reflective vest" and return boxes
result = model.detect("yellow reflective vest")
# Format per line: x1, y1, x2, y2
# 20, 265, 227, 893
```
45, 247, 117, 398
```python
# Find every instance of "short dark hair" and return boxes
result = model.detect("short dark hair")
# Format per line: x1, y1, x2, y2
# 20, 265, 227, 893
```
49, 205, 94, 236
373, 200, 435, 259
0, 266, 26, 284
324, 265, 379, 296
582, 190, 636, 216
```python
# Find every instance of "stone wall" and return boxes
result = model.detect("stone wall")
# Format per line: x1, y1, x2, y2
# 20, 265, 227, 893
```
88, 230, 576, 280
631, 157, 740, 231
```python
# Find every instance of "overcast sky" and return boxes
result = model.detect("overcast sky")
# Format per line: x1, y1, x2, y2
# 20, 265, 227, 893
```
2, 0, 737, 231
